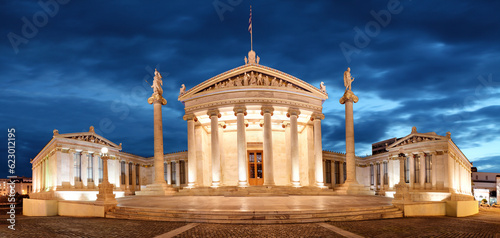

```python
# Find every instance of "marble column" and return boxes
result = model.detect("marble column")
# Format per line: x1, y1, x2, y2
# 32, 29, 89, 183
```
218, 122, 225, 185
166, 161, 172, 185
288, 108, 300, 187
184, 114, 197, 188
131, 163, 136, 192
448, 154, 455, 192
431, 153, 437, 189
409, 154, 415, 188
381, 162, 386, 190
419, 153, 426, 189
339, 90, 359, 185
69, 150, 75, 187
234, 106, 248, 187
147, 89, 168, 185
124, 161, 130, 193
339, 161, 345, 184
208, 109, 221, 187
262, 105, 275, 186
312, 113, 325, 188
374, 163, 379, 190
175, 160, 181, 187
330, 161, 335, 186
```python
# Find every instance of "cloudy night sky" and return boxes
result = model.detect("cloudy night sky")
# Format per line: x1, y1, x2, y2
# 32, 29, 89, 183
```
2, 1, 499, 178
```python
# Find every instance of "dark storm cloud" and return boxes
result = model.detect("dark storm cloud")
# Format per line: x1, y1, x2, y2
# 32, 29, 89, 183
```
1, 0, 500, 178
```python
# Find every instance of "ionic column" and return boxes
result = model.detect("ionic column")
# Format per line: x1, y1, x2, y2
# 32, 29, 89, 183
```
124, 161, 130, 192
419, 153, 426, 189
381, 162, 386, 189
183, 114, 197, 188
409, 154, 415, 188
208, 109, 221, 187
81, 152, 88, 187
262, 106, 275, 186
448, 154, 455, 192
166, 161, 172, 185
175, 160, 181, 187
234, 106, 248, 187
330, 161, 335, 186
399, 156, 405, 185
312, 113, 325, 188
288, 108, 300, 187
148, 87, 167, 185
131, 163, 137, 192
339, 90, 359, 185
339, 161, 345, 184
69, 149, 75, 187
431, 152, 437, 189
374, 163, 378, 190
218, 122, 225, 185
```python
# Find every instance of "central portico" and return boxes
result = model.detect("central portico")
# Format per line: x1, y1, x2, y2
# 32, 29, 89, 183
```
178, 50, 328, 188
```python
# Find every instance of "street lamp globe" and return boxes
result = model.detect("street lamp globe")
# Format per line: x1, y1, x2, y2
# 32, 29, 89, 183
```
101, 147, 108, 155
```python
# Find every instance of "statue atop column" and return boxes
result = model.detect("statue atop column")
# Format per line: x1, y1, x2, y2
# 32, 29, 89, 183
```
343, 67, 355, 91
152, 69, 163, 96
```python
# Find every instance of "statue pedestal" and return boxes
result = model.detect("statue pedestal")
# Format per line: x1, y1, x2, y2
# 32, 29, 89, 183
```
94, 181, 117, 211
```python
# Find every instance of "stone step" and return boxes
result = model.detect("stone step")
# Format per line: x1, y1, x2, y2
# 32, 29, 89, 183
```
106, 207, 402, 224
106, 205, 402, 224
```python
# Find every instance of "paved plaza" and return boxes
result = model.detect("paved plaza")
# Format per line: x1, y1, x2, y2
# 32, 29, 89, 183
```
1, 208, 499, 237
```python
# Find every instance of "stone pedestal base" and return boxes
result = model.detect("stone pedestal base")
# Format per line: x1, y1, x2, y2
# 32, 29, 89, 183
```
135, 183, 176, 196
94, 183, 118, 211
335, 182, 375, 195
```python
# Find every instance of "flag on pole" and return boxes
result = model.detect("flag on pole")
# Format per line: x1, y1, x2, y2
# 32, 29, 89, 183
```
248, 6, 252, 34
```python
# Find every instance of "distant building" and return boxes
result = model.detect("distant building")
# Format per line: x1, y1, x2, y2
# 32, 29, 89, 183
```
471, 167, 499, 204
0, 177, 32, 196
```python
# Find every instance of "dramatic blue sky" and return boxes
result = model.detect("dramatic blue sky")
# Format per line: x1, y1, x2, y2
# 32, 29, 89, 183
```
2, 1, 499, 178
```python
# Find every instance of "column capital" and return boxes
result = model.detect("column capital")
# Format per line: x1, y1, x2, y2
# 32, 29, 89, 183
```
207, 109, 221, 118
310, 113, 325, 121
233, 105, 247, 116
339, 90, 359, 104
260, 105, 274, 115
183, 114, 197, 121
287, 108, 301, 117
218, 122, 226, 129
148, 93, 167, 105
244, 120, 249, 127
282, 121, 290, 128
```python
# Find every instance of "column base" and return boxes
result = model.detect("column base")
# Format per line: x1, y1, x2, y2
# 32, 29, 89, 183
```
135, 183, 176, 196
316, 182, 327, 189
335, 182, 374, 195
238, 181, 249, 188
211, 181, 220, 188
186, 182, 196, 189
291, 181, 301, 187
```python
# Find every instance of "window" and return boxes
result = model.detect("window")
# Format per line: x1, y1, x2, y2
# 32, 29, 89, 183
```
343, 162, 347, 182
476, 175, 478, 180
128, 163, 133, 185
136, 164, 140, 186
98, 156, 103, 183
370, 164, 374, 185
486, 176, 488, 180
334, 161, 340, 184
414, 155, 420, 183
180, 160, 186, 184
87, 154, 93, 183
74, 152, 82, 182
325, 160, 332, 184
383, 161, 388, 185
376, 163, 381, 185
425, 154, 432, 183
164, 163, 168, 182
404, 157, 410, 183
120, 161, 126, 185
171, 161, 177, 185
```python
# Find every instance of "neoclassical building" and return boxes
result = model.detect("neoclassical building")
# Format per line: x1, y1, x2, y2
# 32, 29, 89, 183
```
29, 51, 473, 204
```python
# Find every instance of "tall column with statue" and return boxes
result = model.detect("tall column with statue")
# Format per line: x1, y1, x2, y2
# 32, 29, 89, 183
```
136, 69, 176, 196
338, 68, 373, 195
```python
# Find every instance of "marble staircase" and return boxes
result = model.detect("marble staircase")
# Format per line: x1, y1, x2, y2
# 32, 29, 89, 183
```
106, 204, 403, 224
176, 186, 338, 196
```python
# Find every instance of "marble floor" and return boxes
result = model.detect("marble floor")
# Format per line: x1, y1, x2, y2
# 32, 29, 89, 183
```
116, 195, 393, 212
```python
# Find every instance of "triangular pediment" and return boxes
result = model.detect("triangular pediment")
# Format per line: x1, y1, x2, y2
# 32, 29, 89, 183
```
387, 133, 445, 149
178, 64, 328, 101
55, 132, 121, 149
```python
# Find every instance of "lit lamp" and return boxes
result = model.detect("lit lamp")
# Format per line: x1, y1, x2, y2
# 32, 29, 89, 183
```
94, 147, 117, 209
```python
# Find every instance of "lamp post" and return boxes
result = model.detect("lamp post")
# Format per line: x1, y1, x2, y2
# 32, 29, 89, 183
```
95, 147, 117, 209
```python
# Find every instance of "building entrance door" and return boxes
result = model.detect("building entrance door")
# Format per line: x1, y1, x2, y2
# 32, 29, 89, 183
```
248, 151, 264, 186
